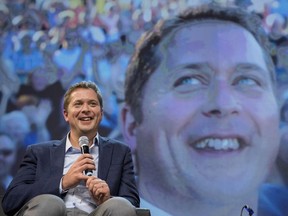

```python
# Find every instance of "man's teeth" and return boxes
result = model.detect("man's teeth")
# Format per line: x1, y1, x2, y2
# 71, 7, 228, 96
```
81, 117, 92, 121
195, 138, 240, 150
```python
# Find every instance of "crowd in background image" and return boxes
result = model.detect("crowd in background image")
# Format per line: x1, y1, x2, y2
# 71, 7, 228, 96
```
1, 0, 288, 193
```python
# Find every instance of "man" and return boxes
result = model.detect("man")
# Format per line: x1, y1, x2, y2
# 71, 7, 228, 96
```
121, 4, 287, 216
2, 81, 139, 216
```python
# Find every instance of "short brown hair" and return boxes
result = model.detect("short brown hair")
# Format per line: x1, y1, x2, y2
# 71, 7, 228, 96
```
63, 81, 103, 111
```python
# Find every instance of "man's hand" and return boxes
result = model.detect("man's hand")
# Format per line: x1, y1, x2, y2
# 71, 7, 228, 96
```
62, 154, 96, 190
86, 176, 111, 205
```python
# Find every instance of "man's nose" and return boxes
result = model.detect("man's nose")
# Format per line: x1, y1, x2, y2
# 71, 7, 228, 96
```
202, 82, 241, 118
81, 103, 90, 112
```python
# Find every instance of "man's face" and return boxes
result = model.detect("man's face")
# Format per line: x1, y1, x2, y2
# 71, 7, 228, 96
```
125, 21, 280, 201
63, 88, 103, 139
0, 135, 16, 178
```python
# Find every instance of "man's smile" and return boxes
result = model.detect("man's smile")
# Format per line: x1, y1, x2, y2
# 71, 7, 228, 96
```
194, 138, 240, 151
79, 117, 93, 121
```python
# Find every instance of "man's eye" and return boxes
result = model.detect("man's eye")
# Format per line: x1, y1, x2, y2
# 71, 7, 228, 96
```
173, 76, 202, 87
74, 102, 82, 107
90, 102, 98, 107
234, 76, 260, 87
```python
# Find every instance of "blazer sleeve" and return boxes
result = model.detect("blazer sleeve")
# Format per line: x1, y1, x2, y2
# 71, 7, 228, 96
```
99, 140, 140, 207
117, 146, 140, 207
2, 143, 64, 215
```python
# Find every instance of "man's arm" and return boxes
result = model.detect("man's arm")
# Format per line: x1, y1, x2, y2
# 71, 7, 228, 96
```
101, 142, 140, 207
1, 144, 63, 215
118, 146, 140, 207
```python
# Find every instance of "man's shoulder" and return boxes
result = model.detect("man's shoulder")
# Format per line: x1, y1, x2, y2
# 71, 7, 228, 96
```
100, 136, 130, 149
27, 139, 64, 150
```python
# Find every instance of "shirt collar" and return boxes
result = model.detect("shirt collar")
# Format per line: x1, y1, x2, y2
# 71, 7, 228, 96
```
65, 132, 99, 152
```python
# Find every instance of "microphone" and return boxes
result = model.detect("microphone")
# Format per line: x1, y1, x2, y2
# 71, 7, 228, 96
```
78, 136, 93, 176
241, 205, 254, 216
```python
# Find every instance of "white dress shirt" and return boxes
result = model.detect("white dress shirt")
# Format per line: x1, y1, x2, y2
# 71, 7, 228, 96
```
61, 133, 99, 213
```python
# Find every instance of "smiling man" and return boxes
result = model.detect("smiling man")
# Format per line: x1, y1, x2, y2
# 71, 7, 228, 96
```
121, 4, 285, 216
2, 81, 139, 216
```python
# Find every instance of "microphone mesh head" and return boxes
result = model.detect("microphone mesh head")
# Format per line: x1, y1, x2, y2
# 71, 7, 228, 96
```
79, 136, 89, 147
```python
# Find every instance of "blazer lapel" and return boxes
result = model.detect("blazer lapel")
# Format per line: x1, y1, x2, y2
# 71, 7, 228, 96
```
50, 138, 66, 177
98, 136, 113, 180
47, 137, 113, 179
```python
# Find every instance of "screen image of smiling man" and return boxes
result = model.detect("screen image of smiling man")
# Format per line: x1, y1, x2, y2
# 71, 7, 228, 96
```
121, 3, 287, 216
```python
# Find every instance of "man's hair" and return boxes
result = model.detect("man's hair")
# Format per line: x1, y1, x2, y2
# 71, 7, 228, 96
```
124, 4, 276, 123
63, 81, 103, 111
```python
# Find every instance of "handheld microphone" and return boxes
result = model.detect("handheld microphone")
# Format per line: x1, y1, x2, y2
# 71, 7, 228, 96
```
78, 136, 93, 176
241, 205, 254, 216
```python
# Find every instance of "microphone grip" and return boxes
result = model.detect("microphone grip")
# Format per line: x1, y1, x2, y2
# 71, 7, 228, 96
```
80, 145, 93, 176
80, 145, 89, 154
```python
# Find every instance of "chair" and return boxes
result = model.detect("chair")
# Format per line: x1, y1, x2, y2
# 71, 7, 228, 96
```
136, 208, 151, 216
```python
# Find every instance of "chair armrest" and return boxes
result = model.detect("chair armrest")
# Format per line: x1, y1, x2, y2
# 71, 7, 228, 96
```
136, 208, 151, 216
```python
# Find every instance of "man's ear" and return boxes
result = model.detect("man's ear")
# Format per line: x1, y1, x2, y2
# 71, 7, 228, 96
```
120, 104, 138, 153
100, 107, 104, 121
63, 109, 69, 122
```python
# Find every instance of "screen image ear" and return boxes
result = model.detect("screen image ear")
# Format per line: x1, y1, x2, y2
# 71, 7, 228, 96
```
120, 104, 138, 153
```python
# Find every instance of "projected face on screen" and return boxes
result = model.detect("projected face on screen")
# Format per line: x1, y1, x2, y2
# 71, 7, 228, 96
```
122, 19, 281, 216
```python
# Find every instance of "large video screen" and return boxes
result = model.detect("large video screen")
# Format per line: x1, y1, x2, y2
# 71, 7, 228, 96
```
0, 1, 288, 215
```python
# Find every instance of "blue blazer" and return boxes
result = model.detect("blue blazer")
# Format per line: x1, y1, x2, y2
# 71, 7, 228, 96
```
2, 136, 140, 215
